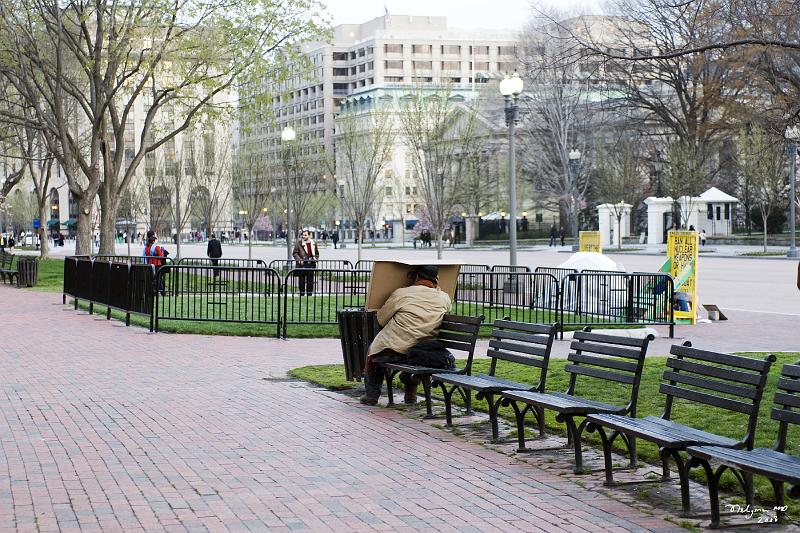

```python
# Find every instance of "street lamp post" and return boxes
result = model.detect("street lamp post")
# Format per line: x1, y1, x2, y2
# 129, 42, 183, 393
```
786, 126, 799, 259
500, 72, 524, 266
281, 125, 296, 260
568, 149, 581, 242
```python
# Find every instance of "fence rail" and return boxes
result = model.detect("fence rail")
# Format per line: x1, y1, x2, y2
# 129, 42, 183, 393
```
62, 256, 676, 338
154, 265, 282, 336
268, 259, 353, 273
559, 272, 674, 337
177, 257, 267, 268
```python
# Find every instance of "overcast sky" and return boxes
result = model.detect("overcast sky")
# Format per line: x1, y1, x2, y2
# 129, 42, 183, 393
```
322, 0, 601, 30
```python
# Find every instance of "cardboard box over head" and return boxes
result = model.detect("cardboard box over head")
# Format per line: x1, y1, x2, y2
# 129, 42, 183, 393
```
365, 260, 462, 311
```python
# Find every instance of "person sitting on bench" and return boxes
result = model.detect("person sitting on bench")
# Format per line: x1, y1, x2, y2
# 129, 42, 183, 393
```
360, 265, 451, 406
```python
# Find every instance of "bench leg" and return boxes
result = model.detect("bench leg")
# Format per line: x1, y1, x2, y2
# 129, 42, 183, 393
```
591, 424, 616, 486
668, 450, 692, 515
464, 389, 472, 415
503, 399, 528, 452
621, 432, 637, 468
441, 383, 456, 426
385, 369, 396, 406
481, 393, 499, 442
421, 376, 434, 418
771, 478, 786, 522
743, 472, 754, 506
691, 457, 721, 528
564, 416, 589, 474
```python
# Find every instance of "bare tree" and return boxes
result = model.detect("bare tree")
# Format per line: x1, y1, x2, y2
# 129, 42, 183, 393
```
736, 124, 787, 251
187, 128, 232, 237
399, 86, 481, 258
231, 146, 273, 260
334, 103, 396, 261
0, 0, 328, 255
594, 139, 647, 249
663, 139, 708, 229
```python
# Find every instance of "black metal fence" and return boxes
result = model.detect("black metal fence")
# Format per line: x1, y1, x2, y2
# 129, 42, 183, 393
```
153, 265, 283, 336
177, 257, 267, 268
282, 268, 370, 336
453, 271, 560, 326
62, 256, 676, 337
62, 256, 156, 326
268, 259, 354, 274
559, 272, 675, 337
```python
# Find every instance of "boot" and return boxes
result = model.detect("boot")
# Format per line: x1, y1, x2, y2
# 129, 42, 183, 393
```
359, 371, 382, 406
403, 383, 418, 404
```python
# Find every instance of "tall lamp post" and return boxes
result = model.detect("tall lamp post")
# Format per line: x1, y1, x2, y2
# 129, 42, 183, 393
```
568, 149, 581, 242
281, 125, 296, 260
500, 72, 523, 266
786, 126, 799, 258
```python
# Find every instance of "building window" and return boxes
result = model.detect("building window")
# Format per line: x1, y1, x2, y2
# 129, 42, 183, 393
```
474, 61, 490, 71
412, 44, 431, 54
333, 52, 347, 61
385, 186, 393, 197
412, 76, 432, 83
499, 46, 516, 56
413, 61, 432, 70
384, 43, 402, 54
384, 76, 403, 83
405, 186, 411, 195
471, 45, 489, 55
442, 61, 460, 71
333, 67, 348, 76
385, 60, 403, 70
442, 45, 460, 55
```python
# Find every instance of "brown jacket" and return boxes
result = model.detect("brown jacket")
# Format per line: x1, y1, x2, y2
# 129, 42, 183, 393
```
292, 239, 319, 263
367, 284, 452, 358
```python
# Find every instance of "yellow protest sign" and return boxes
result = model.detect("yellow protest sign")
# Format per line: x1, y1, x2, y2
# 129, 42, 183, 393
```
579, 231, 602, 253
667, 230, 698, 324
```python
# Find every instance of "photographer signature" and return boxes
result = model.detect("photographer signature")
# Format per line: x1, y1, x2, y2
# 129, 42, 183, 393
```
725, 504, 788, 522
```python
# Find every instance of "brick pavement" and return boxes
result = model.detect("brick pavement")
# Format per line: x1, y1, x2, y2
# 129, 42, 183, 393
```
0, 287, 686, 532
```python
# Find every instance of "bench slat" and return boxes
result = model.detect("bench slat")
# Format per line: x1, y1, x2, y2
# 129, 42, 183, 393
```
564, 364, 635, 384
438, 330, 474, 343
492, 320, 555, 336
569, 340, 643, 360
662, 371, 758, 400
778, 364, 800, 379
778, 377, 800, 393
666, 358, 762, 386
659, 384, 754, 414
670, 344, 770, 371
569, 353, 638, 373
772, 407, 800, 425
439, 339, 476, 354
773, 391, 800, 409
489, 338, 547, 358
687, 446, 800, 483
572, 330, 649, 348
492, 328, 551, 347
486, 349, 545, 369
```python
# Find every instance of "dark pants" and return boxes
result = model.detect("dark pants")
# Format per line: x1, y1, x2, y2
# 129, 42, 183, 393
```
364, 349, 419, 401
210, 257, 219, 277
296, 262, 316, 295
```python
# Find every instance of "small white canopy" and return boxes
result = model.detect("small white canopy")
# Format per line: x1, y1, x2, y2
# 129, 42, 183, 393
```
558, 252, 625, 272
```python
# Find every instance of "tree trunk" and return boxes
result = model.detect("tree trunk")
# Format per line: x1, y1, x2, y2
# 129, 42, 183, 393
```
75, 198, 94, 255
436, 229, 445, 259
37, 202, 49, 259
174, 181, 182, 260
98, 186, 118, 255
357, 225, 363, 263
762, 212, 769, 252
617, 215, 623, 250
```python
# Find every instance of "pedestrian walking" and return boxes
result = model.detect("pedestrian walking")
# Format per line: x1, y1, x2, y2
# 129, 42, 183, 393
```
207, 233, 223, 277
331, 231, 339, 249
700, 229, 707, 246
549, 225, 557, 247
559, 227, 566, 247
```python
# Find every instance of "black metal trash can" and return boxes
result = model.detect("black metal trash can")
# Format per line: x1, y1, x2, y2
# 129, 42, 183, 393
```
17, 257, 38, 287
337, 308, 378, 381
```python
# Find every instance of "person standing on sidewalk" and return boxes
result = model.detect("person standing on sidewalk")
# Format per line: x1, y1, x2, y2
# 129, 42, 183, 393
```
292, 230, 319, 296
360, 265, 452, 406
207, 233, 223, 277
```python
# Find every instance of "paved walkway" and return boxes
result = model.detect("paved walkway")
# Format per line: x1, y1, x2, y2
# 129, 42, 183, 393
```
0, 287, 684, 532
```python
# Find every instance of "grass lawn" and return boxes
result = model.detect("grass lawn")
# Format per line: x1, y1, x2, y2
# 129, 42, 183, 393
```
289, 353, 800, 504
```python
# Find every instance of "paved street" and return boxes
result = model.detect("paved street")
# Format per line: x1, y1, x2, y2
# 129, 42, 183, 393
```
0, 287, 685, 532
45, 240, 800, 315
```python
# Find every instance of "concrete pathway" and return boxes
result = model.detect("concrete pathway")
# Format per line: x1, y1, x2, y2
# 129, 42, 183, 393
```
0, 287, 684, 532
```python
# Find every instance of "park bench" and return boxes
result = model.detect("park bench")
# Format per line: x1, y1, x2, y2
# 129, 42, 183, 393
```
500, 328, 653, 473
0, 252, 18, 285
432, 320, 558, 442
687, 360, 800, 527
378, 313, 484, 418
585, 344, 776, 516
